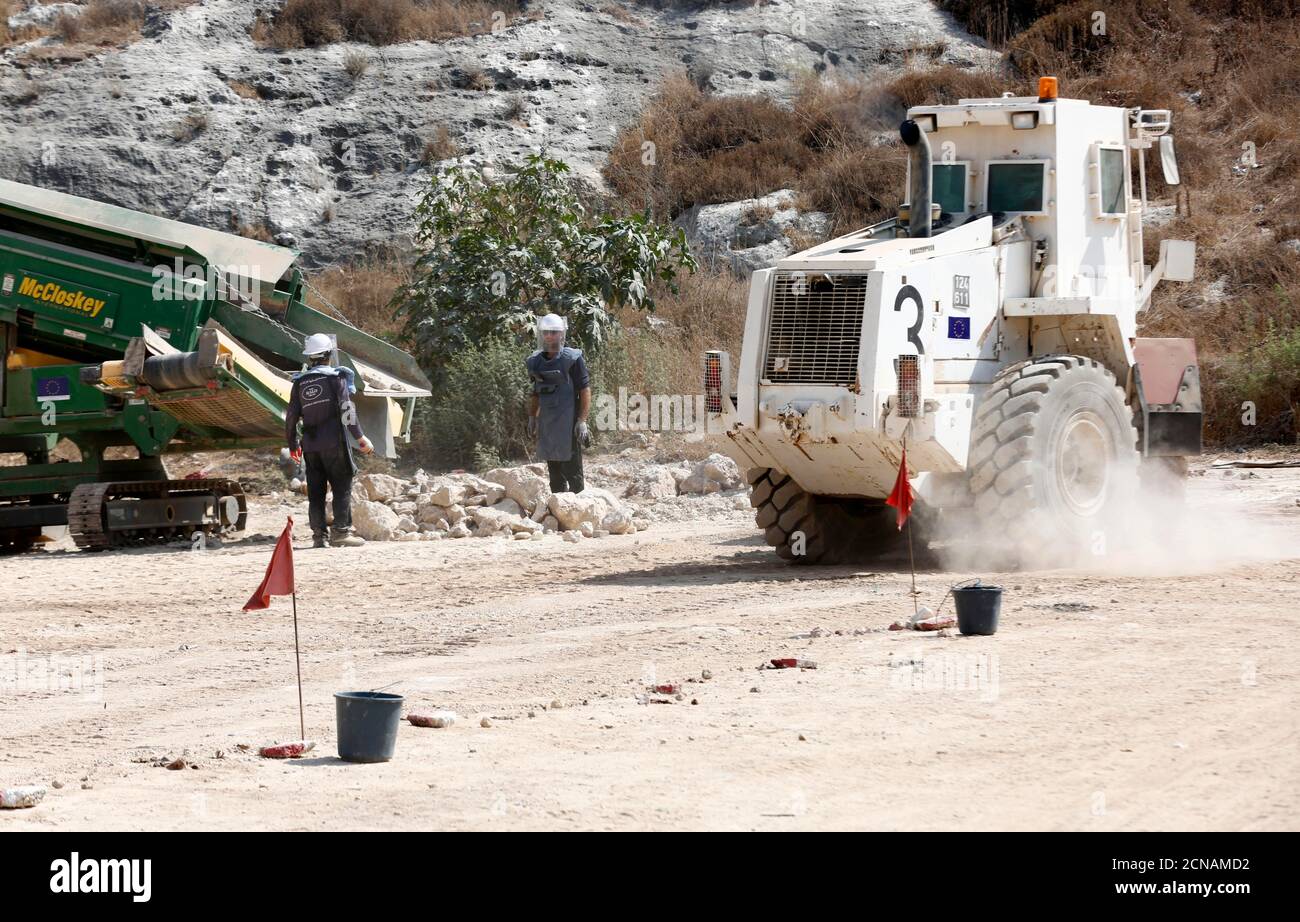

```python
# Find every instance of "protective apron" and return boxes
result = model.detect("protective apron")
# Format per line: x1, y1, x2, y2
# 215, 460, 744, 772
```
527, 348, 580, 462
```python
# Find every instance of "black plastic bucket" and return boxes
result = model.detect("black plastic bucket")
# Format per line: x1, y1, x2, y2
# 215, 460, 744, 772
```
952, 584, 1002, 636
334, 691, 405, 763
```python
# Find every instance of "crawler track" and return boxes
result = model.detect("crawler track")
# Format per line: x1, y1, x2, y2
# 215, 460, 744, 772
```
67, 479, 247, 551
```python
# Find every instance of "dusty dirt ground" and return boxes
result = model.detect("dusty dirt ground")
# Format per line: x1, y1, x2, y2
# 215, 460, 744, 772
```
2, 455, 1299, 831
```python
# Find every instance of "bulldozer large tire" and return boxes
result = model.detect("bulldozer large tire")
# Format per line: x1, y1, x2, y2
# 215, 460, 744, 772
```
747, 468, 904, 565
748, 468, 825, 562
968, 355, 1138, 562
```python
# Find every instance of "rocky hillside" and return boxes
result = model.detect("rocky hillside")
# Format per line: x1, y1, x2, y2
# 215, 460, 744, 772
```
0, 0, 988, 266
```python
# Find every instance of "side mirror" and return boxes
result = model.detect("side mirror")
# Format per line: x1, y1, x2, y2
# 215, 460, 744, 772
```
1161, 239, 1195, 282
1160, 135, 1181, 186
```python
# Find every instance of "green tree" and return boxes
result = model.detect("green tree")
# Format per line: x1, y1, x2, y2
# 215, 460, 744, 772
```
392, 154, 696, 388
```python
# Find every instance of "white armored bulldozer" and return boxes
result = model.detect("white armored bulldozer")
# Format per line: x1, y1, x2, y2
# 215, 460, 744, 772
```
704, 77, 1201, 565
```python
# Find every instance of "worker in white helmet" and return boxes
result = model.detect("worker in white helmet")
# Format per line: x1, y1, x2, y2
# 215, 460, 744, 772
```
526, 313, 591, 493
286, 332, 374, 548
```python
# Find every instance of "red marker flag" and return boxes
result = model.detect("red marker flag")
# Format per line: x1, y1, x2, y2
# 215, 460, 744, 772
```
244, 517, 295, 610
885, 446, 914, 530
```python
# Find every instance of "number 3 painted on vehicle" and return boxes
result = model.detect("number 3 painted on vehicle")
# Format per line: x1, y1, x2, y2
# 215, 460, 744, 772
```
893, 285, 925, 354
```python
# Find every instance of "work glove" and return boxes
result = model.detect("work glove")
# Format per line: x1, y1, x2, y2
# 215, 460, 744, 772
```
290, 448, 303, 464
574, 420, 592, 448
527, 416, 539, 439
357, 436, 375, 455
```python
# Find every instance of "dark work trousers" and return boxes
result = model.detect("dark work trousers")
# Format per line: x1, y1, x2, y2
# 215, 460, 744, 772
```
305, 448, 354, 535
546, 435, 584, 494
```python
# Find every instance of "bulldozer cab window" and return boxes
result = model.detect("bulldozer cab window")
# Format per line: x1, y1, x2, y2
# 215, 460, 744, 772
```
1097, 145, 1128, 216
932, 162, 968, 215
985, 161, 1048, 215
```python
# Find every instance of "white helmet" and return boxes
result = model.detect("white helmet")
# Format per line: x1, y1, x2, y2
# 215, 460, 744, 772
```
537, 313, 567, 352
302, 332, 335, 358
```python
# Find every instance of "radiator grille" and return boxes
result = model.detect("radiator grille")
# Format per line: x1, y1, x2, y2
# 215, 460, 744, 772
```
703, 352, 723, 414
897, 354, 920, 418
763, 273, 867, 385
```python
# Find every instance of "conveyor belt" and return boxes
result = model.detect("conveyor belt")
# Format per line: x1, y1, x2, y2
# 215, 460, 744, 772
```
147, 386, 284, 438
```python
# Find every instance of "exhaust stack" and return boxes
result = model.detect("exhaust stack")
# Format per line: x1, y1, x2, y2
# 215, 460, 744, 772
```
900, 118, 932, 238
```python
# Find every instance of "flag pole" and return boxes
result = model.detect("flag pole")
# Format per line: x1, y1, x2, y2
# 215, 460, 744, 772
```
903, 433, 919, 620
291, 590, 305, 741
885, 432, 920, 620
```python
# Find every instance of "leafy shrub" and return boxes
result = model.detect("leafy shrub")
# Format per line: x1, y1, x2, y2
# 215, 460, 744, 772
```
410, 336, 532, 469
392, 153, 695, 391
1206, 317, 1300, 444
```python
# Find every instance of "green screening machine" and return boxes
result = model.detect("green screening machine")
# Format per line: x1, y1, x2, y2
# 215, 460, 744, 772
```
0, 178, 430, 552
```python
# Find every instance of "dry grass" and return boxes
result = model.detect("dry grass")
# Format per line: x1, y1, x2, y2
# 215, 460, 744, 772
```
1, 0, 49, 49
600, 3, 645, 26
936, 0, 1069, 50
259, 0, 523, 48
343, 50, 371, 79
884, 63, 1019, 109
604, 68, 1005, 234
171, 109, 209, 143
7, 0, 195, 59
501, 93, 528, 123
652, 270, 748, 396
422, 124, 461, 163
236, 223, 274, 243
227, 80, 263, 100
598, 268, 750, 458
306, 259, 410, 339
55, 0, 144, 45
605, 73, 805, 220
462, 66, 493, 91
63, 0, 192, 44
973, 0, 1300, 442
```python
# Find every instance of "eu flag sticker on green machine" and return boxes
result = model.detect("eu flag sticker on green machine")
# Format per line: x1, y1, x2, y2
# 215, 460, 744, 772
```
36, 375, 71, 402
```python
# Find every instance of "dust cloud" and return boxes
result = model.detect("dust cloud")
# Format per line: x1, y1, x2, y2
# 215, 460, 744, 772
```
928, 461, 1300, 576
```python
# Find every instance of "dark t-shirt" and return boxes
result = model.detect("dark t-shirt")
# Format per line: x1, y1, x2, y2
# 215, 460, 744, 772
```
569, 353, 590, 391
286, 369, 364, 454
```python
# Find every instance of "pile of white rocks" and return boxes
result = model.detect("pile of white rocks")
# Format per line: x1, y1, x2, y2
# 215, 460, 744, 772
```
621, 452, 745, 501
348, 465, 648, 543
341, 452, 750, 543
